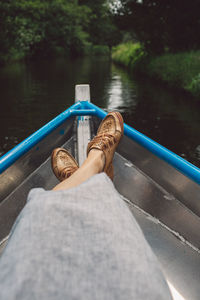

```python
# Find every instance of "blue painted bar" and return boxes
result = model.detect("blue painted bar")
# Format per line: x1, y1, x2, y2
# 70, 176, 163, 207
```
81, 101, 107, 119
84, 101, 200, 184
0, 102, 81, 173
70, 109, 96, 116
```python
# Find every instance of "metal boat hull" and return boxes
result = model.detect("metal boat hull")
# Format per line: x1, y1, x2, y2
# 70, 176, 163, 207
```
1, 85, 200, 299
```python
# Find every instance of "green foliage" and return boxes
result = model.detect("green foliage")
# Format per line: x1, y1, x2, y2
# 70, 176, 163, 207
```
91, 45, 110, 55
0, 0, 120, 64
112, 42, 146, 69
145, 51, 200, 93
187, 74, 200, 97
112, 42, 200, 98
0, 0, 47, 62
80, 0, 122, 49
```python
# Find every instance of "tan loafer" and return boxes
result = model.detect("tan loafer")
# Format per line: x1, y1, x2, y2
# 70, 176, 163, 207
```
51, 148, 78, 181
87, 112, 124, 180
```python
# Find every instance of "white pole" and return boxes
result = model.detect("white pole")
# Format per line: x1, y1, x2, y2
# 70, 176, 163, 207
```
75, 84, 91, 166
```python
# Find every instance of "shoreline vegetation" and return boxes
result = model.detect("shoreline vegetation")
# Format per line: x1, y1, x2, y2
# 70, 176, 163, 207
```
1, 44, 110, 66
112, 43, 200, 99
2, 1, 200, 99
0, 0, 120, 66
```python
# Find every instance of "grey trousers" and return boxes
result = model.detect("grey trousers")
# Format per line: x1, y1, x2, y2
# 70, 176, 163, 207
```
0, 173, 172, 300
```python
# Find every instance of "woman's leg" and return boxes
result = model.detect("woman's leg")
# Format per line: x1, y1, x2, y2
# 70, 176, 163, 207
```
0, 173, 172, 300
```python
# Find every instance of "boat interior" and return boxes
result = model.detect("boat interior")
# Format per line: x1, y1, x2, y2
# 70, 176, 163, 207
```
0, 87, 200, 300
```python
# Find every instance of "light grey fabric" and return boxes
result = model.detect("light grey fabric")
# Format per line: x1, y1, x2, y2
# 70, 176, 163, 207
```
0, 173, 172, 300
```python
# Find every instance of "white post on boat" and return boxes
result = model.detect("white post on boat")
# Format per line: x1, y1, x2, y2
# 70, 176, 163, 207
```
75, 84, 90, 102
75, 84, 91, 166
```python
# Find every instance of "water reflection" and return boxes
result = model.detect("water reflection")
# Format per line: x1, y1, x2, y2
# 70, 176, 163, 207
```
0, 57, 200, 168
105, 65, 138, 112
107, 75, 123, 110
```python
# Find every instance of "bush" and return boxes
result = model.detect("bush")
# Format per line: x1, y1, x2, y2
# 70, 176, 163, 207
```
187, 73, 200, 97
112, 42, 200, 98
146, 51, 200, 85
112, 42, 146, 69
92, 45, 110, 55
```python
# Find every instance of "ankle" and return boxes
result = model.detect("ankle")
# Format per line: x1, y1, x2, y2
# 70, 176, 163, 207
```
87, 149, 105, 173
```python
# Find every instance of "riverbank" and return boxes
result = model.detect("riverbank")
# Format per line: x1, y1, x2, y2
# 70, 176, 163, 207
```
0, 44, 110, 67
112, 43, 200, 98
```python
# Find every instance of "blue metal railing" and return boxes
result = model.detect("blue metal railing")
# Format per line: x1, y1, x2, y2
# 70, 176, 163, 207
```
0, 102, 82, 173
0, 100, 200, 185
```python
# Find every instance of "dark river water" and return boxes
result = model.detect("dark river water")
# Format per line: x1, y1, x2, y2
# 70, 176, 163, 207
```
0, 56, 200, 168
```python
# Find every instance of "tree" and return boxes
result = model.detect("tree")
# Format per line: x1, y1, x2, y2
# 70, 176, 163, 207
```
114, 0, 200, 54
0, 0, 92, 62
79, 0, 122, 47
0, 0, 121, 63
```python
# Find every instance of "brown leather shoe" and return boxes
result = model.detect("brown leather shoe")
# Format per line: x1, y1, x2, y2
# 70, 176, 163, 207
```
51, 148, 78, 181
87, 112, 124, 180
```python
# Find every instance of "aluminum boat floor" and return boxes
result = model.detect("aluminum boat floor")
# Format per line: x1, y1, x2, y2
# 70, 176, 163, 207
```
113, 153, 200, 300
127, 201, 200, 300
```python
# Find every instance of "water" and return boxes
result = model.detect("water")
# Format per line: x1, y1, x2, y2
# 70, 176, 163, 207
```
0, 56, 200, 168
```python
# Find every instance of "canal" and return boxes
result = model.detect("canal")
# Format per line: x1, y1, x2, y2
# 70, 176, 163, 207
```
0, 56, 200, 168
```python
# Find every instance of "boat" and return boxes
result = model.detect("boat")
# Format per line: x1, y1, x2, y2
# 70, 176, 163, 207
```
0, 84, 200, 299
